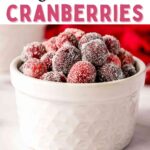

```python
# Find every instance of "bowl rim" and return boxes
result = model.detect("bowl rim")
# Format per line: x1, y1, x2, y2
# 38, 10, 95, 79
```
10, 56, 146, 88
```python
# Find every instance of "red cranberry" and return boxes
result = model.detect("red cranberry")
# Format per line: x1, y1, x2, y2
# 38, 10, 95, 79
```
52, 45, 81, 75
21, 42, 46, 62
82, 39, 109, 67
79, 32, 102, 49
106, 54, 121, 67
41, 51, 55, 71
43, 37, 58, 52
118, 48, 134, 66
56, 32, 78, 48
67, 61, 96, 83
22, 58, 47, 78
65, 28, 85, 40
97, 63, 124, 82
40, 71, 66, 82
122, 64, 137, 77
103, 35, 120, 55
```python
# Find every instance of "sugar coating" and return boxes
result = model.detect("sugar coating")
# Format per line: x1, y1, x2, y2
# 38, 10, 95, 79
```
21, 42, 46, 62
122, 64, 136, 77
52, 45, 82, 75
97, 63, 124, 82
106, 53, 121, 67
103, 35, 120, 55
19, 28, 137, 83
56, 32, 78, 48
117, 48, 125, 58
82, 39, 109, 67
43, 37, 58, 52
79, 32, 102, 49
67, 61, 96, 83
40, 71, 66, 82
65, 28, 85, 40
118, 48, 134, 66
22, 58, 47, 78
41, 51, 55, 71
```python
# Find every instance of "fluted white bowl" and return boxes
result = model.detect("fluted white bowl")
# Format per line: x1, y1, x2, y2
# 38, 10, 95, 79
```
10, 57, 146, 150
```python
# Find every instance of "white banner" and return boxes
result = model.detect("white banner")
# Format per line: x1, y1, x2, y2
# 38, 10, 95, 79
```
0, 0, 149, 24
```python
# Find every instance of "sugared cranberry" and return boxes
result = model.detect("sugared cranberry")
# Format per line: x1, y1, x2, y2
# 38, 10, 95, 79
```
79, 32, 102, 49
52, 45, 81, 75
103, 35, 120, 55
67, 61, 96, 83
106, 54, 121, 67
97, 63, 124, 82
19, 28, 137, 83
117, 48, 125, 57
56, 32, 78, 48
41, 51, 55, 71
118, 48, 134, 66
122, 64, 137, 77
65, 28, 85, 40
40, 71, 66, 82
21, 42, 46, 62
82, 39, 109, 67
22, 58, 47, 78
43, 37, 58, 52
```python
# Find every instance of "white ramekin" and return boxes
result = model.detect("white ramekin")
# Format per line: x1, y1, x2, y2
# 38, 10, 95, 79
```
0, 25, 45, 73
10, 57, 146, 150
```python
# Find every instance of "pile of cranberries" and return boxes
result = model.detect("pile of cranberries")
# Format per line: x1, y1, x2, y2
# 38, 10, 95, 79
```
20, 28, 137, 83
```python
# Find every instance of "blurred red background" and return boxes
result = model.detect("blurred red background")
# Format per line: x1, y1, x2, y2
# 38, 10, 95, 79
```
44, 25, 150, 84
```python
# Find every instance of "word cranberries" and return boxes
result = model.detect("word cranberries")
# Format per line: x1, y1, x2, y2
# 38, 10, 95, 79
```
19, 28, 137, 83
67, 61, 96, 83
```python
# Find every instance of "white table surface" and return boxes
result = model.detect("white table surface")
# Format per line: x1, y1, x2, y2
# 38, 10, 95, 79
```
0, 74, 150, 150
